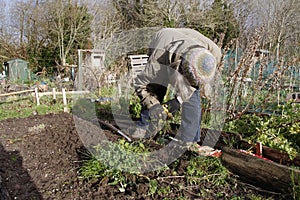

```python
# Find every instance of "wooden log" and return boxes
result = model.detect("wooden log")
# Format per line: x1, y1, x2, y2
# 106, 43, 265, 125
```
221, 147, 300, 192
262, 145, 300, 166
0, 89, 34, 97
215, 130, 300, 167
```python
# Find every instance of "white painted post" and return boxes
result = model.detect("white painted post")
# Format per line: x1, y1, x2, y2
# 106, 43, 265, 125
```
62, 88, 67, 105
35, 88, 40, 106
52, 88, 56, 103
62, 88, 68, 112
118, 83, 122, 97
256, 142, 262, 156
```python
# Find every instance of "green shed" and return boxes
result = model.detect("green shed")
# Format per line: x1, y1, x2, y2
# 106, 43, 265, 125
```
3, 58, 30, 83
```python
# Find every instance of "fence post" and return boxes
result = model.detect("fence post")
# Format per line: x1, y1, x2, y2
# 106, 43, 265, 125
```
62, 88, 69, 112
52, 88, 56, 103
35, 88, 40, 106
118, 83, 122, 97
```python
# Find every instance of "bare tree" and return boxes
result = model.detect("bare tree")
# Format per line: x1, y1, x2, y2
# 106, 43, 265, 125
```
230, 0, 300, 54
266, 0, 300, 59
45, 0, 92, 66
224, 0, 300, 118
88, 1, 123, 48
0, 0, 9, 64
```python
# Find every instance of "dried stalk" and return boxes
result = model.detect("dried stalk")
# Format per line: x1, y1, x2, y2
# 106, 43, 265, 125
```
226, 28, 263, 119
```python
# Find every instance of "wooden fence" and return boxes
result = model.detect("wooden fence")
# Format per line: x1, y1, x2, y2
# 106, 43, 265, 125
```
0, 88, 90, 112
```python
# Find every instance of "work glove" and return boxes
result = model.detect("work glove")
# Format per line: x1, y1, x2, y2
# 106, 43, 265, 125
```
164, 98, 180, 114
149, 103, 167, 121
146, 103, 167, 138
135, 87, 167, 137
140, 93, 160, 110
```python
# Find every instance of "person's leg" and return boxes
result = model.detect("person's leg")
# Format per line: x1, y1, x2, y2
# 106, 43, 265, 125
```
137, 109, 150, 126
176, 89, 201, 143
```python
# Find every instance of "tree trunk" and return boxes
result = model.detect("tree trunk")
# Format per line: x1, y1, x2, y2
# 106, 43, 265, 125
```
221, 147, 300, 192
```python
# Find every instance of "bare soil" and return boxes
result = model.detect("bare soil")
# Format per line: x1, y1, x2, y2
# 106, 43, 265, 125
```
0, 113, 289, 199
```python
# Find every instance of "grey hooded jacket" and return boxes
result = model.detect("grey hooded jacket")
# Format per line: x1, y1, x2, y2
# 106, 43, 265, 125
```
134, 28, 222, 108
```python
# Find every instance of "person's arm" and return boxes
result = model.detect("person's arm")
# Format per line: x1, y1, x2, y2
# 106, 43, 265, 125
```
134, 61, 167, 133
134, 62, 162, 109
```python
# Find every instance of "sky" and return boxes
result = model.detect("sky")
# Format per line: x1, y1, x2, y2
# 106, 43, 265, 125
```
0, 0, 11, 28
1, 0, 12, 19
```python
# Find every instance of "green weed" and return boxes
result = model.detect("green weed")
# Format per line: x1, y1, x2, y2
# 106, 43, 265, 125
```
291, 167, 300, 200
186, 156, 229, 186
225, 103, 300, 158
79, 156, 108, 179
91, 139, 150, 173
148, 179, 158, 196
79, 139, 152, 193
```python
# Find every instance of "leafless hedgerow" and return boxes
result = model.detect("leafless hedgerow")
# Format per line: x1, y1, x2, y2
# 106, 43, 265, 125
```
224, 25, 299, 121
226, 27, 263, 120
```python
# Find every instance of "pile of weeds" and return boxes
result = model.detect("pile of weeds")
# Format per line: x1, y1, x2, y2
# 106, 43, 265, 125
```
78, 139, 282, 199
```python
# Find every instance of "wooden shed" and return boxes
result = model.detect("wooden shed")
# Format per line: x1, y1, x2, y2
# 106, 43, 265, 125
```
3, 58, 30, 83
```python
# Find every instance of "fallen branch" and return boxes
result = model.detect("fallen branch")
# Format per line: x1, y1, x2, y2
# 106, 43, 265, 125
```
0, 89, 34, 97
157, 175, 185, 180
239, 181, 283, 195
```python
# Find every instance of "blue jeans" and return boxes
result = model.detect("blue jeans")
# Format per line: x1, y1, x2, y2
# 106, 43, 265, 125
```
137, 109, 150, 127
139, 89, 201, 142
176, 89, 201, 142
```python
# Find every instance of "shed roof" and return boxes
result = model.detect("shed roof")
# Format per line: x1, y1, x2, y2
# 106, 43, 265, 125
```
6, 58, 29, 64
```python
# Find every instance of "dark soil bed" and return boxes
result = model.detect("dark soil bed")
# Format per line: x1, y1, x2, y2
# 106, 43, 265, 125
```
0, 113, 290, 199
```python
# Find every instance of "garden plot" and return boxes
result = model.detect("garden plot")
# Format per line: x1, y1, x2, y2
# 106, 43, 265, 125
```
0, 112, 292, 199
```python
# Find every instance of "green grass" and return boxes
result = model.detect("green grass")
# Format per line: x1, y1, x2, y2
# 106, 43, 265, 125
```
0, 94, 71, 120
